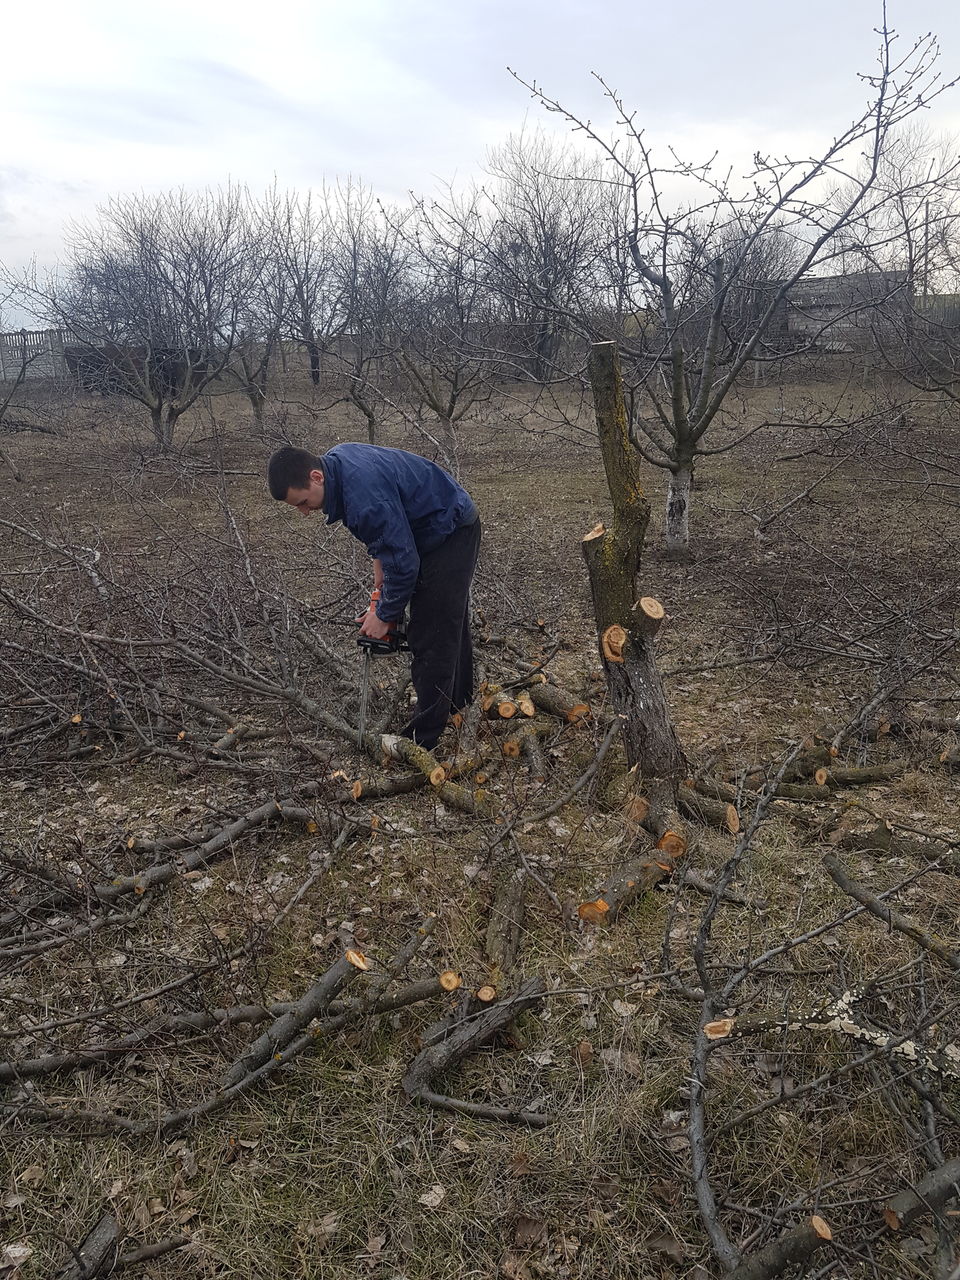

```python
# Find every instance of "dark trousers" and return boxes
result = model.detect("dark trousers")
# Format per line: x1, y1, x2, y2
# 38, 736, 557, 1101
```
400, 518, 481, 751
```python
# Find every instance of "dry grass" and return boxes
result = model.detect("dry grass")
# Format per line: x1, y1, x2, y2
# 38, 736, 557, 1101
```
0, 369, 958, 1278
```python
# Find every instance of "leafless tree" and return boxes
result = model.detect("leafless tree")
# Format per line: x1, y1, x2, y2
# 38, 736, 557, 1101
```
391, 190, 502, 471
326, 183, 412, 443
225, 190, 293, 429
838, 128, 960, 409
271, 186, 348, 387
18, 187, 256, 450
0, 287, 47, 481
482, 134, 612, 383
515, 18, 959, 555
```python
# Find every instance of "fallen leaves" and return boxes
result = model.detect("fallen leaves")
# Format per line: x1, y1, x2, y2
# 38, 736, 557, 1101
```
0, 1242, 32, 1273
598, 1047, 645, 1077
648, 1232, 685, 1263
572, 1039, 594, 1067
513, 1215, 547, 1248
418, 1183, 446, 1209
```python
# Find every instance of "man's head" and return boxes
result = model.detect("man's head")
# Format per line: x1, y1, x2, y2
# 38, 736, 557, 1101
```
267, 446, 325, 516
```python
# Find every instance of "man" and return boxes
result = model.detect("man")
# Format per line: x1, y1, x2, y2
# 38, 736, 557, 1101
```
267, 443, 480, 753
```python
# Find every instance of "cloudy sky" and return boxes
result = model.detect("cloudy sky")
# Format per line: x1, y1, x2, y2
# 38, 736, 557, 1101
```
2, 0, 960, 317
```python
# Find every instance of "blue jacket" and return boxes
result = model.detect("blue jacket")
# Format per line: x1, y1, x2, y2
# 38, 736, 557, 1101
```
320, 443, 478, 621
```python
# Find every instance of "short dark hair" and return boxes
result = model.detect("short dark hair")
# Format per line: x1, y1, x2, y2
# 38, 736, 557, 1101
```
267, 446, 323, 500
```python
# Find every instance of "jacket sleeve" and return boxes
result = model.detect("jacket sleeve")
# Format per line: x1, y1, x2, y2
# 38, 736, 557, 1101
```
363, 504, 420, 622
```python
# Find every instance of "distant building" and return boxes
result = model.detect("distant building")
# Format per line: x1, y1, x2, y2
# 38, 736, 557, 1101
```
775, 270, 912, 351
0, 328, 68, 381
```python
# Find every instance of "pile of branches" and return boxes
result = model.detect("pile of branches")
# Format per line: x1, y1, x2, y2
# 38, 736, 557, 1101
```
3, 505, 960, 1277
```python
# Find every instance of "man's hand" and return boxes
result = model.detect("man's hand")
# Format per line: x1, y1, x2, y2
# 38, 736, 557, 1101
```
359, 609, 391, 640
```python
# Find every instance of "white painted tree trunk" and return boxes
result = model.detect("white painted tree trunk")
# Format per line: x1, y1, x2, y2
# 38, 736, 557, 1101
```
665, 463, 692, 556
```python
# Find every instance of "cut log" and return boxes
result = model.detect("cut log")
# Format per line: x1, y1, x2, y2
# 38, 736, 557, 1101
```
528, 683, 590, 724
823, 763, 903, 787
678, 784, 740, 834
438, 970, 462, 992
776, 746, 834, 784
578, 831, 678, 926
501, 720, 549, 779
384, 737, 498, 815
882, 1157, 960, 1231
441, 748, 486, 781
385, 735, 448, 785
692, 776, 741, 805
436, 780, 498, 817
349, 772, 425, 801
515, 691, 536, 718
476, 984, 498, 1003
730, 1158, 960, 1280
486, 866, 525, 977
483, 689, 519, 719
519, 729, 547, 780
726, 1215, 834, 1280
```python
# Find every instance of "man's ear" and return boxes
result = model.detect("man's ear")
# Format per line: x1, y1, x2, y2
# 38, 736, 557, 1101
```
309, 468, 324, 486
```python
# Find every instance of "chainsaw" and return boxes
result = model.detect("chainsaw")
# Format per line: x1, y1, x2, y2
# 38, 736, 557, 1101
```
356, 617, 409, 748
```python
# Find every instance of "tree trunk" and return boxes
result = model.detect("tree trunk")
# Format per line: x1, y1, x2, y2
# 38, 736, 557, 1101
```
665, 462, 693, 558
247, 385, 266, 427
439, 416, 460, 478
306, 338, 321, 385
585, 342, 685, 780
151, 404, 179, 452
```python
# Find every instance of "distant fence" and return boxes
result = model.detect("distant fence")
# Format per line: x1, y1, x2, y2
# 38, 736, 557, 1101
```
0, 329, 68, 381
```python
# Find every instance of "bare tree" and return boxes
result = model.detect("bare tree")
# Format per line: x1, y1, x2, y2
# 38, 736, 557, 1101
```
226, 190, 293, 428
327, 183, 411, 443
20, 187, 256, 450
271, 186, 347, 387
841, 128, 960, 405
392, 190, 502, 471
483, 134, 611, 383
515, 18, 958, 555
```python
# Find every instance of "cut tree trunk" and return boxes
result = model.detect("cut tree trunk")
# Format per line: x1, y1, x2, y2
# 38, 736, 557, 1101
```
584, 342, 685, 785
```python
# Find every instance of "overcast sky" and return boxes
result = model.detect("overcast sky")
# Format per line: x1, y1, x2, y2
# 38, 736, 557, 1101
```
3, 0, 960, 319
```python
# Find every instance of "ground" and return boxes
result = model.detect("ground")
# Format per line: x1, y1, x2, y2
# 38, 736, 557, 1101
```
0, 368, 958, 1279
